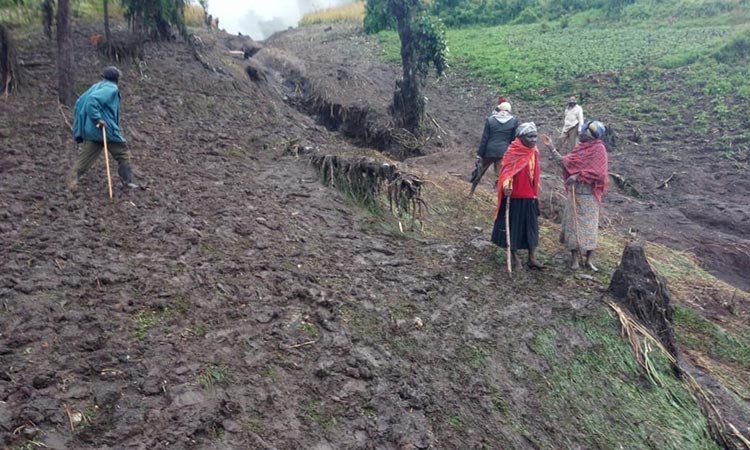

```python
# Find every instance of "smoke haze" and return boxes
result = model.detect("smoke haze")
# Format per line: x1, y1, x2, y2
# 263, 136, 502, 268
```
207, 0, 355, 40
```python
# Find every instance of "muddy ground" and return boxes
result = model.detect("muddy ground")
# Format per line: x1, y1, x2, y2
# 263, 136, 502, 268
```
264, 23, 750, 292
1, 21, 749, 450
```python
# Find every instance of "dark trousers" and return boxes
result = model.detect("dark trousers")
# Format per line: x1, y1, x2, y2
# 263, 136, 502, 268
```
73, 140, 133, 184
469, 157, 501, 195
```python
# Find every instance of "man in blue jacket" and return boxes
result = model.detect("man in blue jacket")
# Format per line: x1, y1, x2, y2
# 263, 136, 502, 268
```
68, 66, 138, 190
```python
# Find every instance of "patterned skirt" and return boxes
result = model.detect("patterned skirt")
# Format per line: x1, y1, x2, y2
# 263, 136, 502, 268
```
561, 188, 600, 252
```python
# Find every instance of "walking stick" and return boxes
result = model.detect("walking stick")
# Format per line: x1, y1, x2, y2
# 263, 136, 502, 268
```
100, 125, 113, 200
505, 183, 512, 274
570, 185, 585, 266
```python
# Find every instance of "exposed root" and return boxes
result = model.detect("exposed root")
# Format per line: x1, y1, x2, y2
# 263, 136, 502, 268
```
309, 152, 425, 229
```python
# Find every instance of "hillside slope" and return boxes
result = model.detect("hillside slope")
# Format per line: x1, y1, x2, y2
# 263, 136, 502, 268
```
0, 21, 748, 450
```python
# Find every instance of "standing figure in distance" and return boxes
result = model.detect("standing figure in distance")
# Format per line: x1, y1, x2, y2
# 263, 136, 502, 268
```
558, 95, 584, 153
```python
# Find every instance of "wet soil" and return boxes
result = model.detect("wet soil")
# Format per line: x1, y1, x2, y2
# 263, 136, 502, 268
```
0, 24, 594, 450
265, 23, 750, 293
1, 21, 748, 450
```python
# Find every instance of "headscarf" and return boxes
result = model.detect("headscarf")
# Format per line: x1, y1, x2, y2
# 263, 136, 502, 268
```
497, 134, 540, 206
580, 120, 605, 140
563, 134, 609, 202
515, 121, 537, 137
493, 102, 513, 122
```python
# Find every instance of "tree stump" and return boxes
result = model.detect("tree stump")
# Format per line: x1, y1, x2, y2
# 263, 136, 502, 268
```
608, 242, 679, 359
1, 24, 20, 95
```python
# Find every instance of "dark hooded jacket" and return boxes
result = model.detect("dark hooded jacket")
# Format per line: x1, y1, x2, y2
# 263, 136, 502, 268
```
478, 114, 518, 159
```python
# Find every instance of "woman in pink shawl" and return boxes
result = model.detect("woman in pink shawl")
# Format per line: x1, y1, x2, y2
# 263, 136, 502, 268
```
541, 121, 609, 271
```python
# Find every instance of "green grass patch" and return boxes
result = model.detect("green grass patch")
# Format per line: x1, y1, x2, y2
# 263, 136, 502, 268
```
673, 306, 750, 368
303, 397, 337, 431
528, 310, 721, 450
132, 310, 162, 340
197, 363, 232, 389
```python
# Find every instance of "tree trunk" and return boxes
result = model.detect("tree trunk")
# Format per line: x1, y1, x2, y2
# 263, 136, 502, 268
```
104, 0, 111, 43
56, 0, 74, 106
1, 24, 21, 95
389, 0, 423, 135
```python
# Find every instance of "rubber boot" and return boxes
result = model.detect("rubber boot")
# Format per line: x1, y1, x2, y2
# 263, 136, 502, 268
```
118, 164, 139, 189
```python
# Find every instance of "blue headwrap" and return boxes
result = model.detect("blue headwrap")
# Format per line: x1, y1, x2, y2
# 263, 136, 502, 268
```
581, 120, 605, 139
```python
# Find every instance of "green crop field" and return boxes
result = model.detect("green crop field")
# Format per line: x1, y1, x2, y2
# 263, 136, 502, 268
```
376, 7, 750, 159
379, 20, 748, 97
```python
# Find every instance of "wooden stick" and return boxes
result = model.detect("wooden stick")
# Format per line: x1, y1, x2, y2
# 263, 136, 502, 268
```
654, 171, 676, 190
505, 186, 512, 274
101, 126, 113, 199
63, 403, 75, 432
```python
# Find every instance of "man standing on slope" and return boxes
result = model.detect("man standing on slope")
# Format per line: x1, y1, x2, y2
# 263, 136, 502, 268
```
68, 66, 138, 191
558, 95, 584, 153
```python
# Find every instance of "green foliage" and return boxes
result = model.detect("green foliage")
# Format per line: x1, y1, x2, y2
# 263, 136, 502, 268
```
363, 0, 395, 34
604, 0, 635, 18
120, 0, 187, 39
712, 28, 750, 63
412, 14, 448, 77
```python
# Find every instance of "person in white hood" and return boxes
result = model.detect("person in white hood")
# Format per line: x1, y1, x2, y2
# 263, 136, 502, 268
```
470, 102, 519, 196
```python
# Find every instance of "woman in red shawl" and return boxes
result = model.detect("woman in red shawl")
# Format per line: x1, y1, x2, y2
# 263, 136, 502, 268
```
491, 122, 544, 270
541, 121, 609, 271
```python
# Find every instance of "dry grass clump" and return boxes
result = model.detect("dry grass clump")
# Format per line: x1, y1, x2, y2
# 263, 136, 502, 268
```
184, 3, 206, 28
299, 1, 365, 26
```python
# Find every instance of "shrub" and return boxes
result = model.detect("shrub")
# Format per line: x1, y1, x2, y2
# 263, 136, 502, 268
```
713, 30, 750, 63
364, 0, 395, 33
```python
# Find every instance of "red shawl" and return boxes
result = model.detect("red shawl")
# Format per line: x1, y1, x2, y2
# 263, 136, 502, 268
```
496, 138, 540, 205
562, 139, 609, 202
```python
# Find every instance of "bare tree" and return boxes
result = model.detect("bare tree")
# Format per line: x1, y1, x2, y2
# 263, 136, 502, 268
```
57, 0, 74, 106
389, 0, 421, 133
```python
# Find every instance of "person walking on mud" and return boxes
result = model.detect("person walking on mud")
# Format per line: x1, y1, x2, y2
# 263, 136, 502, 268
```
541, 121, 609, 271
491, 122, 544, 270
558, 95, 584, 153
68, 66, 138, 191
469, 102, 519, 196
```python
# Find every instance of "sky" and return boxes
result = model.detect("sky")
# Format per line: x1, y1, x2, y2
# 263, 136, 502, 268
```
207, 0, 354, 41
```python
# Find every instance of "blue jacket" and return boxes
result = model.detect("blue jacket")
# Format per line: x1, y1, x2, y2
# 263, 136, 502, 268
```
72, 80, 125, 143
